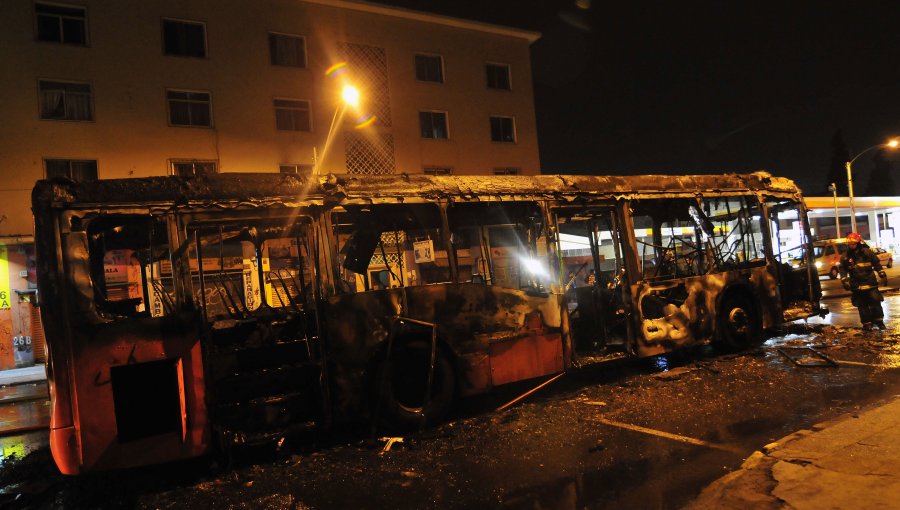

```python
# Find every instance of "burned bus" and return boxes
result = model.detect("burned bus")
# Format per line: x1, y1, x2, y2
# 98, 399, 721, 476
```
32, 171, 822, 474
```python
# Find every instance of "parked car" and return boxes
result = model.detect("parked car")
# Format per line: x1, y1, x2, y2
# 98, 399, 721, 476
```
806, 239, 894, 279
812, 239, 848, 279
873, 247, 894, 269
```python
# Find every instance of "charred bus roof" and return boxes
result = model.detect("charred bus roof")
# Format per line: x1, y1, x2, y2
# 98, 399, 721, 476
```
32, 171, 803, 211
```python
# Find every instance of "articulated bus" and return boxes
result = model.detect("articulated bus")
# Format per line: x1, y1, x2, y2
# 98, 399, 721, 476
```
32, 171, 822, 474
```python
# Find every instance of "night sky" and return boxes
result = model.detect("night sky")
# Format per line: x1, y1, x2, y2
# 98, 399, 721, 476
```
377, 0, 900, 194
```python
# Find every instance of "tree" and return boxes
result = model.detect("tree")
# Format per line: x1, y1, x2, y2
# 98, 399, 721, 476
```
825, 129, 850, 195
864, 149, 896, 196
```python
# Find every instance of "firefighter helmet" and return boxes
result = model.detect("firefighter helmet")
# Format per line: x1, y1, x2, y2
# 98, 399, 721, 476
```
847, 232, 862, 243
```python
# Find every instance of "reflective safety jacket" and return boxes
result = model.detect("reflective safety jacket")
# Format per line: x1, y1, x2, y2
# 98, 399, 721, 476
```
840, 244, 883, 290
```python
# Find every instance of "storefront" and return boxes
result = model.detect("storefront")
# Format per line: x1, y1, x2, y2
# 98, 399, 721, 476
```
0, 238, 42, 371
805, 196, 900, 251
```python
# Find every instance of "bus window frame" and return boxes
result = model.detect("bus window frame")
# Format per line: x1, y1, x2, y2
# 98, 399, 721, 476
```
185, 213, 319, 320
84, 213, 174, 320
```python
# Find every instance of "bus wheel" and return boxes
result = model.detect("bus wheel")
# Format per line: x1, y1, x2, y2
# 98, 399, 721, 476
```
377, 340, 455, 430
830, 266, 839, 279
716, 293, 761, 351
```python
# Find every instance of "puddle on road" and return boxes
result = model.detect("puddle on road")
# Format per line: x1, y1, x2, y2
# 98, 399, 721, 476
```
0, 431, 48, 469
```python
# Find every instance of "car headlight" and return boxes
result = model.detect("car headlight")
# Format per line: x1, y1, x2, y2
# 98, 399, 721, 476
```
815, 261, 822, 268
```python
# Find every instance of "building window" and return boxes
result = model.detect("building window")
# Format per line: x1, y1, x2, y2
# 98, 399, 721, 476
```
279, 164, 313, 174
35, 2, 87, 45
167, 90, 211, 127
162, 19, 206, 58
269, 33, 306, 68
170, 160, 217, 176
489, 116, 516, 143
39, 80, 93, 121
419, 111, 448, 139
45, 159, 98, 181
486, 63, 511, 90
424, 167, 452, 176
274, 99, 311, 131
493, 167, 520, 175
414, 54, 443, 83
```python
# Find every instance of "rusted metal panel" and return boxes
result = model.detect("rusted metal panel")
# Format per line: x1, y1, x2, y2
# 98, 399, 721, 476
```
488, 331, 564, 386
69, 317, 208, 472
633, 266, 781, 357
32, 171, 804, 212
458, 352, 491, 396
322, 283, 563, 418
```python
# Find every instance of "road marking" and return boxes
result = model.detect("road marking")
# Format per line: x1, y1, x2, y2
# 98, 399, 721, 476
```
591, 416, 744, 453
834, 359, 898, 369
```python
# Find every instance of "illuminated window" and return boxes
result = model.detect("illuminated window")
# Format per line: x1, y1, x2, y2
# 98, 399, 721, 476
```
489, 116, 516, 142
414, 54, 443, 83
162, 18, 206, 58
486, 63, 511, 90
44, 159, 98, 181
39, 80, 93, 121
35, 2, 87, 45
269, 33, 306, 67
419, 111, 448, 139
167, 89, 211, 127
274, 99, 311, 131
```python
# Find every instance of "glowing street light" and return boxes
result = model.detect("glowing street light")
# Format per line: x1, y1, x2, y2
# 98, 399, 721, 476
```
341, 85, 360, 108
314, 81, 362, 176
846, 137, 900, 233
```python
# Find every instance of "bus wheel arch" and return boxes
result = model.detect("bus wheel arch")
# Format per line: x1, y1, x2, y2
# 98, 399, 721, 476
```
372, 335, 457, 430
715, 286, 762, 351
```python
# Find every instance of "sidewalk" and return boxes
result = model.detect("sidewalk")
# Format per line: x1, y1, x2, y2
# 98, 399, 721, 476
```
687, 395, 900, 509
0, 365, 47, 387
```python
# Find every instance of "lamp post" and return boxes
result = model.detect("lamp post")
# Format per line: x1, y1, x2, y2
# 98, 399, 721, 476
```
846, 138, 899, 234
313, 84, 361, 177
827, 182, 841, 238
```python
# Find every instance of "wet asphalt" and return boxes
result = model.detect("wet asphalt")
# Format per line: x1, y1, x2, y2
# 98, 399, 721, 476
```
4, 274, 900, 509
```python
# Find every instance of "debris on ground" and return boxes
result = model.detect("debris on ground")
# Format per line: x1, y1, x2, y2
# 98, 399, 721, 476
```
654, 366, 699, 380
379, 437, 405, 455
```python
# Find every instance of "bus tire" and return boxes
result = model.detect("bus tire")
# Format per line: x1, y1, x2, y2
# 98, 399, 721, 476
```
716, 292, 761, 351
376, 340, 455, 430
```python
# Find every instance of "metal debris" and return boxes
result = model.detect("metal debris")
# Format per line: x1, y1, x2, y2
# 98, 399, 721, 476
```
776, 347, 838, 367
378, 437, 404, 455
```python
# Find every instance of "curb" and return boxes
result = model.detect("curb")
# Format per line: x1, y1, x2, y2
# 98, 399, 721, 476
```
686, 395, 900, 509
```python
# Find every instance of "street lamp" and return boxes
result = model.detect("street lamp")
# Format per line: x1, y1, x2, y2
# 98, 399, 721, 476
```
313, 83, 361, 177
827, 182, 840, 238
846, 138, 900, 233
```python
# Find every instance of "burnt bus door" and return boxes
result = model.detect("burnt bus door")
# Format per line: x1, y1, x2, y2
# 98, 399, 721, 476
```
188, 216, 326, 446
555, 204, 631, 356
764, 197, 822, 320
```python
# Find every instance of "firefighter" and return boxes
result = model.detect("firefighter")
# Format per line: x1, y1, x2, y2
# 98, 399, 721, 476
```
840, 232, 888, 330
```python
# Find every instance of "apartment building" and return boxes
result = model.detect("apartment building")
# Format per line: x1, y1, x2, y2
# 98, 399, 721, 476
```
0, 0, 542, 370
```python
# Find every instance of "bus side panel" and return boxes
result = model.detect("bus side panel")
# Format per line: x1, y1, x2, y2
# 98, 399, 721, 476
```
69, 317, 208, 472
36, 223, 79, 473
323, 283, 563, 420
632, 265, 781, 357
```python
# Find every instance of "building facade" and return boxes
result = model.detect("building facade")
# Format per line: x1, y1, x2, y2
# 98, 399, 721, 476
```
0, 0, 542, 370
